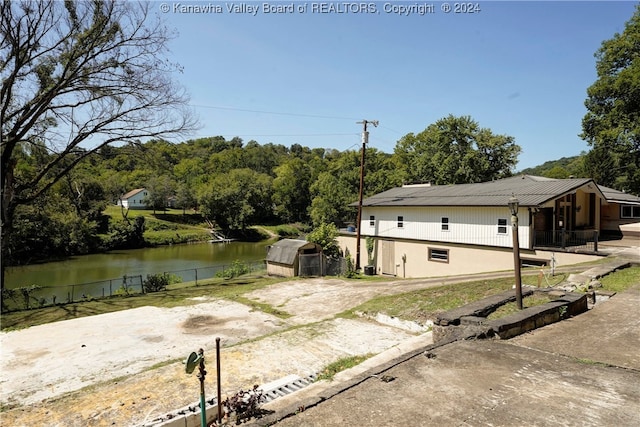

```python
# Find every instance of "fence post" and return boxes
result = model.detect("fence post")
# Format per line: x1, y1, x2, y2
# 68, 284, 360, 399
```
109, 280, 112, 297
594, 230, 598, 252
561, 228, 566, 248
139, 275, 143, 293
195, 268, 198, 286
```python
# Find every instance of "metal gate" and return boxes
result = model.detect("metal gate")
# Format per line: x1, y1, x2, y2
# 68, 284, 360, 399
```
299, 253, 323, 277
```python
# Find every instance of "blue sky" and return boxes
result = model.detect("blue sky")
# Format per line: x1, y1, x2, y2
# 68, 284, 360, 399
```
159, 1, 638, 170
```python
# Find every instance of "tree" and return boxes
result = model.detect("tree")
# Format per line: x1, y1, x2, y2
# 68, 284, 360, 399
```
144, 175, 176, 213
198, 169, 273, 230
308, 148, 399, 227
306, 222, 340, 258
581, 6, 640, 194
0, 1, 196, 290
273, 158, 312, 223
393, 115, 520, 185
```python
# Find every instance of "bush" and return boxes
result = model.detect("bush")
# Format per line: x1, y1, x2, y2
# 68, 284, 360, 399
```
216, 260, 250, 279
143, 274, 169, 292
143, 273, 181, 293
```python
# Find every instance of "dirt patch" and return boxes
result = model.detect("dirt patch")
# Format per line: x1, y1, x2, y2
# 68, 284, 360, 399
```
181, 314, 244, 335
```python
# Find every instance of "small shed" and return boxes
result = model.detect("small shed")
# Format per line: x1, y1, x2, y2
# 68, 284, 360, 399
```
266, 239, 323, 277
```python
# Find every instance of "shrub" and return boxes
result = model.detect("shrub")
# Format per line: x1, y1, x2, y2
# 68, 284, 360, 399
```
143, 274, 169, 293
216, 260, 250, 279
143, 273, 182, 293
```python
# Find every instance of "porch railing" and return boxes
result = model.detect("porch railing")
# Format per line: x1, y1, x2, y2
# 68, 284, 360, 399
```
533, 230, 599, 252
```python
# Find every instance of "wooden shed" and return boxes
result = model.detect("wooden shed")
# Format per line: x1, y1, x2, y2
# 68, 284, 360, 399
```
266, 239, 323, 277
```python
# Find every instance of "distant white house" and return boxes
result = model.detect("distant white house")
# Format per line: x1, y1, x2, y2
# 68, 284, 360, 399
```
117, 188, 149, 209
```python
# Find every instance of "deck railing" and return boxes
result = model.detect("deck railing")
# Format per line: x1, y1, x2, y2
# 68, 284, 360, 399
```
533, 229, 599, 252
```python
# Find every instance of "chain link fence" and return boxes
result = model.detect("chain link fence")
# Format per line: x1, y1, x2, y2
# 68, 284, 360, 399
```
2, 260, 266, 313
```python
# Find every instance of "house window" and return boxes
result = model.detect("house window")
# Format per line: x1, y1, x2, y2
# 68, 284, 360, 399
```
441, 217, 449, 231
621, 205, 640, 219
497, 218, 508, 234
397, 216, 404, 228
428, 248, 449, 263
369, 215, 375, 227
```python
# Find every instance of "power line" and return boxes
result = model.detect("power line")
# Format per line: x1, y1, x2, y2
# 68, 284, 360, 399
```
190, 104, 361, 121
195, 133, 359, 138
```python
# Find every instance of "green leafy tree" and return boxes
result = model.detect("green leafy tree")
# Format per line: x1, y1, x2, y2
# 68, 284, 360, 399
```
273, 158, 312, 223
309, 148, 400, 227
175, 182, 197, 214
145, 175, 176, 213
309, 171, 354, 227
307, 222, 340, 258
198, 169, 273, 230
393, 115, 520, 185
581, 6, 640, 194
0, 1, 196, 290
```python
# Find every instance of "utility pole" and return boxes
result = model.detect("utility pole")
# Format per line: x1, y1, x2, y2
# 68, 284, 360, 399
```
355, 119, 378, 272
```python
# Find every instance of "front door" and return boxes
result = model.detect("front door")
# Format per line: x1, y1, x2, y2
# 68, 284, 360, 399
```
381, 240, 395, 276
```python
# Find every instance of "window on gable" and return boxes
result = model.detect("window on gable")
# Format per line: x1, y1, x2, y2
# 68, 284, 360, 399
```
441, 217, 449, 231
621, 205, 640, 219
428, 248, 449, 263
369, 215, 375, 227
498, 218, 508, 234
397, 216, 404, 228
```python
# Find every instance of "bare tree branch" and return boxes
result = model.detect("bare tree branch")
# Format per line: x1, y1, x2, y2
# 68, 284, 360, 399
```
1, 0, 198, 289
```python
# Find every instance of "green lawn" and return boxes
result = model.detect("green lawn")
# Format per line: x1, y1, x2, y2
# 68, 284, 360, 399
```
103, 205, 212, 244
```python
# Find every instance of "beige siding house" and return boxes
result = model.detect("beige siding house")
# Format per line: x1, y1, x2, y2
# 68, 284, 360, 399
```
339, 175, 640, 278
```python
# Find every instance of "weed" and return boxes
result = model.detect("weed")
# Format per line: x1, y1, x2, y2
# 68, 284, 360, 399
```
315, 354, 373, 382
222, 384, 265, 424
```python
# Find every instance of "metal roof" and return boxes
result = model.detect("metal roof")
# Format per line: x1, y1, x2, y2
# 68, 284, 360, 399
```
599, 185, 640, 205
266, 239, 321, 265
359, 175, 601, 208
120, 188, 146, 200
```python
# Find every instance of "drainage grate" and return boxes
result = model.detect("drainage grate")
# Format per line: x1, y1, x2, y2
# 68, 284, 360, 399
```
140, 373, 317, 427
260, 373, 317, 403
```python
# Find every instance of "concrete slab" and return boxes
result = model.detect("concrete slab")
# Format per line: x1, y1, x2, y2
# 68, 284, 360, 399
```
510, 285, 640, 371
266, 340, 640, 427
257, 285, 640, 427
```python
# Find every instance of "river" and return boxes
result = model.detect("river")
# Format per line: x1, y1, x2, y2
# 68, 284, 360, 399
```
4, 240, 276, 303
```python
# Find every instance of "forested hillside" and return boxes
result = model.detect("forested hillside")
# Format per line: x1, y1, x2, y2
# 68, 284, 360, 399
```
519, 155, 587, 179
3, 115, 522, 267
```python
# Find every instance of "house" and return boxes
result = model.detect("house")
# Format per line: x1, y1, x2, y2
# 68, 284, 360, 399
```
338, 175, 640, 278
117, 188, 149, 209
266, 239, 324, 277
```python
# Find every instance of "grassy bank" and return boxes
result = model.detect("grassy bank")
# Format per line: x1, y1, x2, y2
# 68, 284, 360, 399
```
341, 266, 640, 325
103, 205, 212, 245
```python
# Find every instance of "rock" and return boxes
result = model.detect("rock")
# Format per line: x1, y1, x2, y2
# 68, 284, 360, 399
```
589, 280, 603, 289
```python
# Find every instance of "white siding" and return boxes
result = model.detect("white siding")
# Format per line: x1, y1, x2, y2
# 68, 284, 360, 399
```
362, 206, 530, 249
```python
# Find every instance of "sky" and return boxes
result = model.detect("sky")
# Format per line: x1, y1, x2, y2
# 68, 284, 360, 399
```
156, 0, 638, 171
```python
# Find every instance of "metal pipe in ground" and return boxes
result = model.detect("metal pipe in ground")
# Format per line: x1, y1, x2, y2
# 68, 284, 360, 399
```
197, 348, 206, 427
216, 337, 222, 425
